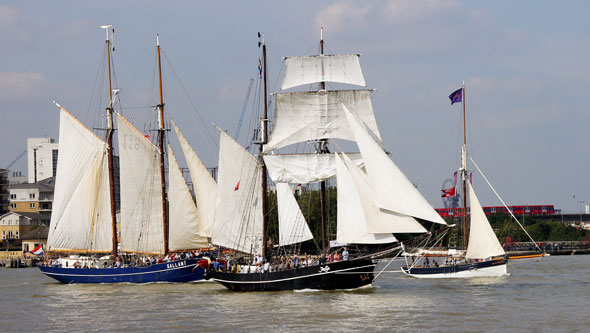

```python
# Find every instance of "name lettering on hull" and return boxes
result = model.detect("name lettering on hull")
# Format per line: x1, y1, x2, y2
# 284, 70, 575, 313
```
167, 261, 187, 269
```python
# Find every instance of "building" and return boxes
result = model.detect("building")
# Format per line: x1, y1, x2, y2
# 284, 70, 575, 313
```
0, 169, 8, 215
8, 177, 55, 217
0, 211, 49, 242
27, 137, 59, 183
8, 171, 26, 185
21, 226, 48, 257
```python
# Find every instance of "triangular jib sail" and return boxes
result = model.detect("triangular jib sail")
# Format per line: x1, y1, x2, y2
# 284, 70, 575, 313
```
465, 182, 506, 259
167, 144, 209, 251
212, 130, 263, 254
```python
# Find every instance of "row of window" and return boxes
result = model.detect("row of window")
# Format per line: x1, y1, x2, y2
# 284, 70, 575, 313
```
8, 203, 36, 209
1, 230, 19, 239
9, 193, 37, 200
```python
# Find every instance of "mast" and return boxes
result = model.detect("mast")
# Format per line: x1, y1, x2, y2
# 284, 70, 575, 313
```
156, 34, 169, 254
461, 81, 468, 249
101, 24, 118, 258
259, 33, 270, 259
318, 27, 328, 250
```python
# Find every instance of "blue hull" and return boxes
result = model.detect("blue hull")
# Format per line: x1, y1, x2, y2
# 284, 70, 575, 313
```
39, 259, 206, 284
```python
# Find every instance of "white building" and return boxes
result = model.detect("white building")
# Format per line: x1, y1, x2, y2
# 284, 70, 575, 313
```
27, 138, 59, 183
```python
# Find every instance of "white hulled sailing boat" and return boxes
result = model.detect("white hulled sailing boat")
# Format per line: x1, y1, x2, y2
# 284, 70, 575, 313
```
208, 31, 446, 291
401, 83, 508, 278
39, 27, 210, 283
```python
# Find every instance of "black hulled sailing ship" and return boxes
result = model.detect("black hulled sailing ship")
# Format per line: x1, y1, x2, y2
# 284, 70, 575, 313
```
207, 31, 447, 291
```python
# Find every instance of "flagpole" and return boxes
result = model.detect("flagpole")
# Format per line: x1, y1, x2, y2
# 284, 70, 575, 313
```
461, 81, 469, 249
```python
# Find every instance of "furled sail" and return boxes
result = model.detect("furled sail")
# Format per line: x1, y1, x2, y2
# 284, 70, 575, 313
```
281, 54, 366, 90
335, 153, 398, 244
263, 153, 363, 184
172, 120, 217, 238
264, 90, 382, 152
343, 105, 446, 225
47, 107, 113, 252
341, 153, 426, 234
167, 144, 209, 251
276, 183, 314, 246
465, 182, 506, 259
117, 113, 164, 254
212, 130, 263, 254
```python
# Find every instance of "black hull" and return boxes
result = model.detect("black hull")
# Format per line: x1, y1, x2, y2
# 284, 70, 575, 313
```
208, 259, 375, 292
401, 258, 507, 277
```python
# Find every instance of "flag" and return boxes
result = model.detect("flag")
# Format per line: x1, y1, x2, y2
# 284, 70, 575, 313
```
258, 58, 263, 78
449, 88, 462, 105
144, 134, 150, 138
30, 244, 44, 256
234, 180, 240, 191
442, 187, 456, 198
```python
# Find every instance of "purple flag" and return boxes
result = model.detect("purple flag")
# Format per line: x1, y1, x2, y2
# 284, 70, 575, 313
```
449, 88, 462, 105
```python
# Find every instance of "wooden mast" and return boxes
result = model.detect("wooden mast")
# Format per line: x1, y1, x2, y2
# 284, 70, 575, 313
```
259, 33, 270, 259
461, 81, 469, 249
102, 25, 118, 259
156, 34, 169, 254
318, 27, 328, 250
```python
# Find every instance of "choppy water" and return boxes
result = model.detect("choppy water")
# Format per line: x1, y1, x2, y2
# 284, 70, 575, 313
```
0, 256, 588, 332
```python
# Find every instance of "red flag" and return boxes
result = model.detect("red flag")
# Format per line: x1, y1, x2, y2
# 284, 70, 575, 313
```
145, 134, 150, 138
441, 187, 456, 197
234, 180, 240, 191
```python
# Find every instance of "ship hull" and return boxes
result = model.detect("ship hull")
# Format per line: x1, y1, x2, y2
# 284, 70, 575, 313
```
39, 259, 207, 284
401, 258, 508, 279
208, 259, 375, 292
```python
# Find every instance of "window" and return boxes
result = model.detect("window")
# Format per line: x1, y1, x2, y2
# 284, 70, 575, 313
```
10, 194, 16, 199
2, 231, 4, 239
9, 204, 16, 209
30, 203, 36, 208
15, 231, 19, 239
7, 231, 13, 239
52, 149, 59, 177
24, 243, 29, 252
29, 193, 36, 199
8, 220, 11, 225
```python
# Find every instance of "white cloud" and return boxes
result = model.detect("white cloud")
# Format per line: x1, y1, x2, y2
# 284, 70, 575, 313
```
0, 72, 47, 101
314, 1, 371, 34
384, 0, 462, 23
0, 5, 18, 27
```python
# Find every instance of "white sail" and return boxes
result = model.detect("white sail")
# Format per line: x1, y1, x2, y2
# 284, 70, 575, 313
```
117, 113, 164, 254
276, 183, 314, 246
264, 90, 382, 152
47, 107, 113, 252
341, 153, 426, 234
281, 54, 366, 90
263, 153, 363, 184
466, 182, 506, 259
336, 153, 398, 244
172, 120, 217, 238
212, 130, 263, 254
167, 144, 209, 251
343, 105, 447, 225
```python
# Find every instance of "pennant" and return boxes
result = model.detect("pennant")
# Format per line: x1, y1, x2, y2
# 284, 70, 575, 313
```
234, 180, 240, 191
449, 88, 462, 105
144, 134, 151, 138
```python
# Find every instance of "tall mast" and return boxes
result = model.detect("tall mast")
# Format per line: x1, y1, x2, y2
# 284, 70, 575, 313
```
461, 81, 468, 249
156, 34, 169, 254
259, 33, 270, 259
318, 27, 328, 250
101, 24, 118, 258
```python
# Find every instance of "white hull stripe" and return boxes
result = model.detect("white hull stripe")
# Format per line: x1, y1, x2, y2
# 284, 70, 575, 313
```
402, 263, 508, 279
41, 263, 201, 278
212, 263, 376, 284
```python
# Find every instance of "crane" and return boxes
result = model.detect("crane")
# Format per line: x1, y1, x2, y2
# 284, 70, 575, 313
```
234, 78, 255, 140
5, 150, 26, 171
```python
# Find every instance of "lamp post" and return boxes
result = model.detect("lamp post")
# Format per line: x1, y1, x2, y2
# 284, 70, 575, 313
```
577, 200, 585, 223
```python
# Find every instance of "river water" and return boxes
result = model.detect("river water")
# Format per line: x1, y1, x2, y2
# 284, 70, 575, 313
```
0, 255, 588, 332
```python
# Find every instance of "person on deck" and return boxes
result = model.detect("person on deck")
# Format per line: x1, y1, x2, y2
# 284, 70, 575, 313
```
342, 248, 349, 261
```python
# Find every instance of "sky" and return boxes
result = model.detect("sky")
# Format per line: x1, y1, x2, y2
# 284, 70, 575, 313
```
1, 1, 589, 213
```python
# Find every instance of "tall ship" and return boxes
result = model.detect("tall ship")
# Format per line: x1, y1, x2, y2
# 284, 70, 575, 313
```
39, 26, 210, 283
207, 31, 447, 291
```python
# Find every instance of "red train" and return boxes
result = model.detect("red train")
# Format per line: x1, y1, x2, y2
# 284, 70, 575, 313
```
435, 205, 556, 218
